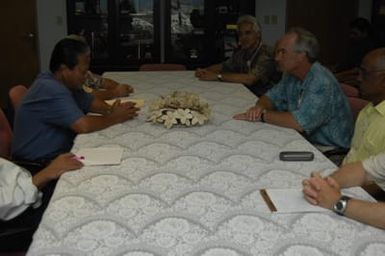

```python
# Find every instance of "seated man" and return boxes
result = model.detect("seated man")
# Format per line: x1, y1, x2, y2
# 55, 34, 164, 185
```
234, 27, 353, 149
0, 153, 83, 249
195, 15, 280, 96
12, 38, 139, 163
303, 152, 385, 229
343, 48, 385, 164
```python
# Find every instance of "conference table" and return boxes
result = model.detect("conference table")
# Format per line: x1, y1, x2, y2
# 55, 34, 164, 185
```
27, 71, 384, 255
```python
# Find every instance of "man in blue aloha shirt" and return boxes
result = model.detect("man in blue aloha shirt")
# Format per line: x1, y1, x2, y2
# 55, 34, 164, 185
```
234, 27, 353, 149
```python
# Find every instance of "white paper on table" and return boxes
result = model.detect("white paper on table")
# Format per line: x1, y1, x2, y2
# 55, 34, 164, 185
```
105, 98, 145, 108
262, 188, 330, 213
75, 147, 124, 166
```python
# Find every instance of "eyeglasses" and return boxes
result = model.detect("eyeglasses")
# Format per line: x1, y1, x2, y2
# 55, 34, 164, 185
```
358, 66, 385, 80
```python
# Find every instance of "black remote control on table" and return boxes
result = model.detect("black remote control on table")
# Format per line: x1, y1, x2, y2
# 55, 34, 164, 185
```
279, 151, 314, 161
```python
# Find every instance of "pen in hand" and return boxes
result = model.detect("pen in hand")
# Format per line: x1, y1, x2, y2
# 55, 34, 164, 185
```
72, 155, 85, 161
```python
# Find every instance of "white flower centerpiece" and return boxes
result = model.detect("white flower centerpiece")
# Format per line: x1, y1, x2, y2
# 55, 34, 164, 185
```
147, 91, 211, 129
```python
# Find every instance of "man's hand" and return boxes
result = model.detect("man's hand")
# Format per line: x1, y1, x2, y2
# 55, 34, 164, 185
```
112, 84, 134, 97
41, 153, 84, 180
195, 69, 218, 81
233, 105, 265, 121
303, 172, 341, 210
110, 100, 139, 122
32, 153, 83, 190
195, 68, 206, 78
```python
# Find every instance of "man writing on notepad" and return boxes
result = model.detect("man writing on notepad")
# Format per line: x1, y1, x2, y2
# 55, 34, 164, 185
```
12, 38, 139, 165
303, 153, 385, 229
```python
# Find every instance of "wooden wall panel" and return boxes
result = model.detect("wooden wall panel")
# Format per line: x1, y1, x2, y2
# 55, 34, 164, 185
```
286, 0, 359, 65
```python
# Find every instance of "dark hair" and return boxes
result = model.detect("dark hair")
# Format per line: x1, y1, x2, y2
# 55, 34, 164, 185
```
288, 27, 320, 63
49, 38, 90, 73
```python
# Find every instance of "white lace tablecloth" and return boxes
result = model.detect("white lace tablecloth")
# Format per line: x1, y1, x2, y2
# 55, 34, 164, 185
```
27, 71, 385, 256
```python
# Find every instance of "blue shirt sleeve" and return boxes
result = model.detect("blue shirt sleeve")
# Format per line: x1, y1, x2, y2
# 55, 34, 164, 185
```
41, 88, 90, 128
291, 76, 333, 134
265, 75, 288, 111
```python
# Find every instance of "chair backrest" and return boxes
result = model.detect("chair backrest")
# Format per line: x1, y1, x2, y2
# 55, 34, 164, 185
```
340, 83, 359, 98
139, 64, 187, 71
348, 96, 369, 121
9, 85, 28, 110
0, 108, 13, 159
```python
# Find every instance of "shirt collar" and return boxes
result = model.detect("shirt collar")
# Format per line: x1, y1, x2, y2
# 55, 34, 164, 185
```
374, 100, 385, 116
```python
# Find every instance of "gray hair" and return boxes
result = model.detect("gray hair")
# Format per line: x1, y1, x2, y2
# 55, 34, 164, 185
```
237, 15, 262, 35
287, 27, 320, 63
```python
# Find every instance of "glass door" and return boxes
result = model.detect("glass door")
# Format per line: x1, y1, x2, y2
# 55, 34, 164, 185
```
67, 0, 254, 71
165, 0, 254, 68
116, 0, 158, 64
167, 0, 205, 63
68, 0, 110, 62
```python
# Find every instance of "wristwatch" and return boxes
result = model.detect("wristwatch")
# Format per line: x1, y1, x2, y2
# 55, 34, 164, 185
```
217, 73, 223, 81
333, 195, 351, 216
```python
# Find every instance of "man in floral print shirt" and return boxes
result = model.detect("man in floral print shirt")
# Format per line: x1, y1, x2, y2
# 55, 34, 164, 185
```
234, 27, 353, 149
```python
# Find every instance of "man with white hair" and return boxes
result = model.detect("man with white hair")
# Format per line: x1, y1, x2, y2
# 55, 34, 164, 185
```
234, 27, 353, 148
195, 15, 279, 96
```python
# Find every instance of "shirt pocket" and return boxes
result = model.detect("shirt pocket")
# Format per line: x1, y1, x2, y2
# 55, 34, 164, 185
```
364, 127, 385, 155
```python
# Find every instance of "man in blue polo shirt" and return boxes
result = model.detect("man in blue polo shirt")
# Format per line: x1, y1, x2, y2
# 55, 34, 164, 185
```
234, 27, 353, 148
12, 38, 139, 163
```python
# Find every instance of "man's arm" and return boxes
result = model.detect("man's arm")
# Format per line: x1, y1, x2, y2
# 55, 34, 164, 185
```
89, 96, 113, 114
196, 66, 257, 85
71, 101, 138, 134
205, 63, 222, 73
216, 73, 257, 85
32, 153, 83, 189
0, 154, 83, 220
233, 95, 303, 132
88, 72, 134, 100
330, 162, 370, 187
303, 171, 385, 229
343, 199, 385, 229
303, 162, 368, 204
195, 64, 222, 79
91, 81, 134, 100
233, 95, 274, 121
262, 110, 304, 132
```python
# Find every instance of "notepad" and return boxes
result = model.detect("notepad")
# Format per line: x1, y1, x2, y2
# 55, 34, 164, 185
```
260, 188, 329, 213
105, 98, 145, 108
75, 147, 124, 166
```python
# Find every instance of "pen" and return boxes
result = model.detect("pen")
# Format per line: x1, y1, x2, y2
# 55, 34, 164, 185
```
260, 189, 277, 212
73, 155, 85, 161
